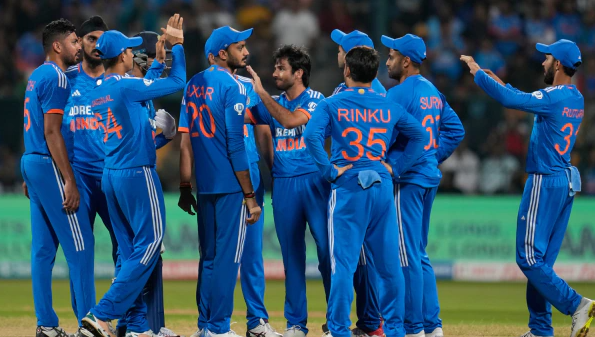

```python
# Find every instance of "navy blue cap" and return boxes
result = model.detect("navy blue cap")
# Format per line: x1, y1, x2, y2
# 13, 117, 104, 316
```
331, 29, 374, 52
96, 30, 142, 59
381, 34, 427, 64
205, 26, 253, 58
536, 39, 582, 70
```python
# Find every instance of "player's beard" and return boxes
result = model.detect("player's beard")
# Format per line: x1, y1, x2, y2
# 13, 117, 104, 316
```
543, 65, 555, 85
83, 49, 102, 69
275, 77, 293, 91
63, 52, 79, 68
227, 54, 247, 71
388, 63, 403, 82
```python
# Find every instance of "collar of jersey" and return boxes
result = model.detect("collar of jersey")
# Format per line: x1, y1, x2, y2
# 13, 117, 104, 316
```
43, 61, 60, 68
281, 87, 311, 102
104, 73, 122, 81
210, 64, 232, 74
78, 62, 105, 81
343, 86, 375, 93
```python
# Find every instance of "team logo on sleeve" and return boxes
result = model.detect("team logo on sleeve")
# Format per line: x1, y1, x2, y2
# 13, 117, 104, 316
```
234, 103, 245, 115
307, 102, 318, 112
532, 91, 543, 99
143, 79, 154, 86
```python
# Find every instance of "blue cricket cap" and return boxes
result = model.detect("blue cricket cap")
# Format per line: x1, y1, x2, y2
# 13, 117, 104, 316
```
536, 39, 582, 70
205, 26, 253, 58
96, 30, 142, 59
331, 29, 374, 52
381, 34, 427, 64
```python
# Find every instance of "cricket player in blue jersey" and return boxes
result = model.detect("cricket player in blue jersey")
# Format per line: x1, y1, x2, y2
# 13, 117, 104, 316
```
461, 39, 594, 337
177, 26, 262, 337
330, 29, 386, 337
245, 45, 331, 337
81, 14, 186, 337
303, 46, 426, 337
382, 34, 465, 337
21, 19, 95, 337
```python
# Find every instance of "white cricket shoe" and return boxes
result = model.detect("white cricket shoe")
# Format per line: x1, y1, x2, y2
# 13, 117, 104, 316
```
283, 326, 305, 337
519, 331, 552, 337
81, 312, 116, 337
205, 330, 242, 337
571, 297, 595, 337
125, 330, 157, 337
70, 328, 95, 337
247, 319, 282, 337
426, 327, 443, 337
158, 327, 184, 337
189, 329, 203, 337
405, 332, 425, 337
37, 327, 70, 337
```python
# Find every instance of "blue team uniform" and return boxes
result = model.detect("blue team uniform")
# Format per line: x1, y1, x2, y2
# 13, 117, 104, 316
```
475, 69, 584, 336
86, 43, 186, 334
237, 75, 270, 329
385, 75, 464, 335
22, 61, 95, 327
331, 77, 386, 333
179, 64, 251, 334
249, 88, 331, 333
303, 87, 426, 337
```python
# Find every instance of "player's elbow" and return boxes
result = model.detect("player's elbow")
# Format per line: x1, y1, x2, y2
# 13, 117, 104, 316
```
279, 119, 302, 129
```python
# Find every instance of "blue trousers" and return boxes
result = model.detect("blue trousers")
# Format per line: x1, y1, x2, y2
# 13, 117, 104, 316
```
21, 154, 95, 327
353, 248, 381, 332
196, 191, 248, 334
272, 172, 332, 333
516, 173, 582, 337
91, 166, 165, 333
395, 183, 441, 334
327, 176, 405, 337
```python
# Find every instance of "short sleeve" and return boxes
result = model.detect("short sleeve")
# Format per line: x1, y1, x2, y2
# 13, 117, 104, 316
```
178, 84, 190, 133
40, 70, 70, 115
249, 101, 273, 126
296, 92, 325, 120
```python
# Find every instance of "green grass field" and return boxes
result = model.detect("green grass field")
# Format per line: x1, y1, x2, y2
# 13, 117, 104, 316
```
0, 279, 591, 337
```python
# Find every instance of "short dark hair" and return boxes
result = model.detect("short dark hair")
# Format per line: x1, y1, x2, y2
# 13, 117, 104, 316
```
273, 45, 311, 87
42, 19, 76, 53
553, 56, 579, 77
395, 49, 420, 69
102, 56, 120, 70
345, 46, 379, 83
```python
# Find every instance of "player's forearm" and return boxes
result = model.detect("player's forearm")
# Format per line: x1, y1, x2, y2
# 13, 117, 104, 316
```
304, 127, 336, 181
179, 133, 193, 184
254, 125, 274, 171
234, 169, 255, 194
155, 134, 170, 150
436, 109, 465, 164
144, 60, 165, 80
258, 92, 302, 129
391, 114, 427, 178
45, 130, 75, 182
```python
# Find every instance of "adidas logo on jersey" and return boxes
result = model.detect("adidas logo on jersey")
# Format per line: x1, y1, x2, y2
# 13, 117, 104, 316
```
71, 90, 81, 97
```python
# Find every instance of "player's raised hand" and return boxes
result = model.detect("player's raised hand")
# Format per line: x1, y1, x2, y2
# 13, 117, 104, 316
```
246, 66, 265, 95
161, 13, 184, 46
381, 161, 393, 176
245, 198, 262, 225
155, 33, 167, 64
460, 55, 480, 76
178, 185, 197, 215
334, 164, 353, 178
63, 180, 80, 212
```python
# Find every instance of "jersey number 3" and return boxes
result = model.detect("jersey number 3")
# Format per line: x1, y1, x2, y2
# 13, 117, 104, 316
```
341, 127, 387, 161
555, 123, 579, 156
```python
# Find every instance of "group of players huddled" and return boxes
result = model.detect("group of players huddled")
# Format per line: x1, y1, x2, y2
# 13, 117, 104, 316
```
23, 10, 593, 337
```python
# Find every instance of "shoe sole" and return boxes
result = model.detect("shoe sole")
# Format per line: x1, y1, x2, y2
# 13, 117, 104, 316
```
577, 302, 595, 337
81, 318, 109, 337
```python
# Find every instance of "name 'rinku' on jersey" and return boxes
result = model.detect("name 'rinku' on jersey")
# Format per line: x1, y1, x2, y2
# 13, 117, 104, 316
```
89, 44, 186, 170
386, 74, 465, 188
303, 87, 426, 186
474, 69, 584, 174
247, 87, 324, 178
178, 65, 249, 194
65, 63, 105, 176
23, 61, 73, 160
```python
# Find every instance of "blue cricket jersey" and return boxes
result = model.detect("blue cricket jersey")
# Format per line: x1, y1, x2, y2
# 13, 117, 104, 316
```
249, 88, 324, 178
237, 75, 261, 164
89, 44, 186, 170
142, 61, 171, 150
23, 61, 74, 160
386, 74, 465, 188
475, 69, 584, 174
303, 87, 426, 187
65, 63, 105, 176
179, 65, 249, 194
332, 78, 386, 96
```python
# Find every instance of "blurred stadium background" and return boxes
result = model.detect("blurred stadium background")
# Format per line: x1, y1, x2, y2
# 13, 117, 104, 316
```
0, 0, 594, 335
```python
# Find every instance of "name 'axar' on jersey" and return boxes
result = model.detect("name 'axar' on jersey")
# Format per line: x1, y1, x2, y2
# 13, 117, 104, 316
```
248, 88, 324, 178
23, 61, 73, 160
178, 65, 249, 194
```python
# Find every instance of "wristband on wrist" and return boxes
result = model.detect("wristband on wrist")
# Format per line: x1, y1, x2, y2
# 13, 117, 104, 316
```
180, 182, 192, 189
243, 191, 255, 199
